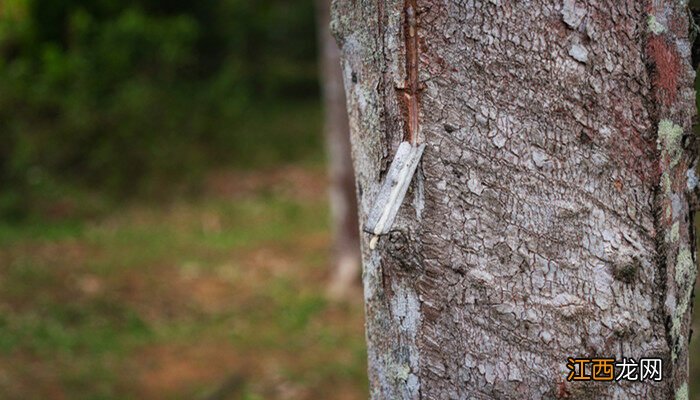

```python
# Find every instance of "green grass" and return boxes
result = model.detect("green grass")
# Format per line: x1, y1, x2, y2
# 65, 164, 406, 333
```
0, 165, 368, 400
0, 219, 85, 244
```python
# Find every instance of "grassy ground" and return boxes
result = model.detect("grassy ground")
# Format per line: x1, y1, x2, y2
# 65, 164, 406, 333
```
0, 164, 367, 400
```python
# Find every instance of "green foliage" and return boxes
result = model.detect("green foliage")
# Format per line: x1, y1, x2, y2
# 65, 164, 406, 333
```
0, 0, 320, 219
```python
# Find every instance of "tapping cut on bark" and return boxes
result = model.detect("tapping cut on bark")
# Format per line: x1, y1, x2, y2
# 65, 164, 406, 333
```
332, 0, 698, 398
365, 0, 426, 250
401, 0, 420, 145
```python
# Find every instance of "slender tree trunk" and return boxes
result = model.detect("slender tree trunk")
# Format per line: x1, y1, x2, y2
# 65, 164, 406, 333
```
332, 0, 698, 398
316, 0, 362, 299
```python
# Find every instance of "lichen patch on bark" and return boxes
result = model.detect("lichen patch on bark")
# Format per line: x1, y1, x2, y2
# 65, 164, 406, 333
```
657, 119, 684, 167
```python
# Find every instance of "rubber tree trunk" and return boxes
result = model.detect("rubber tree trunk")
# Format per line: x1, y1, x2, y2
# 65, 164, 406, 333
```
316, 0, 362, 299
331, 0, 698, 398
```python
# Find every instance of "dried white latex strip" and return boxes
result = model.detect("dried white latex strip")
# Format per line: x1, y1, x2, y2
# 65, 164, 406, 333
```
365, 141, 425, 249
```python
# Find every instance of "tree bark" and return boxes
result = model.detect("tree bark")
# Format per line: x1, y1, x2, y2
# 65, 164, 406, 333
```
316, 0, 362, 299
332, 0, 698, 398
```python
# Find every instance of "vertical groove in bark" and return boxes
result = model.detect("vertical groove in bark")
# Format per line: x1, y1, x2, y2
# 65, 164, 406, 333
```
333, 0, 697, 398
400, 0, 421, 144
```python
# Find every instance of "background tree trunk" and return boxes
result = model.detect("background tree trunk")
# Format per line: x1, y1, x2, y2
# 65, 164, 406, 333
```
332, 0, 697, 398
316, 0, 362, 299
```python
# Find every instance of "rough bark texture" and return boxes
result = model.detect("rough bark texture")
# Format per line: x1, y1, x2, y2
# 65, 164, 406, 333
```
316, 0, 362, 299
332, 0, 697, 399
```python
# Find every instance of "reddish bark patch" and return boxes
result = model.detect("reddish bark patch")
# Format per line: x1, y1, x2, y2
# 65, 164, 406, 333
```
668, 15, 689, 38
646, 36, 681, 106
556, 381, 571, 398
672, 159, 689, 192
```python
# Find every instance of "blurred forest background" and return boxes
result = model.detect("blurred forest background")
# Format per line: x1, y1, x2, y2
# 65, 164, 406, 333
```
0, 0, 366, 399
0, 0, 699, 399
0, 0, 322, 218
